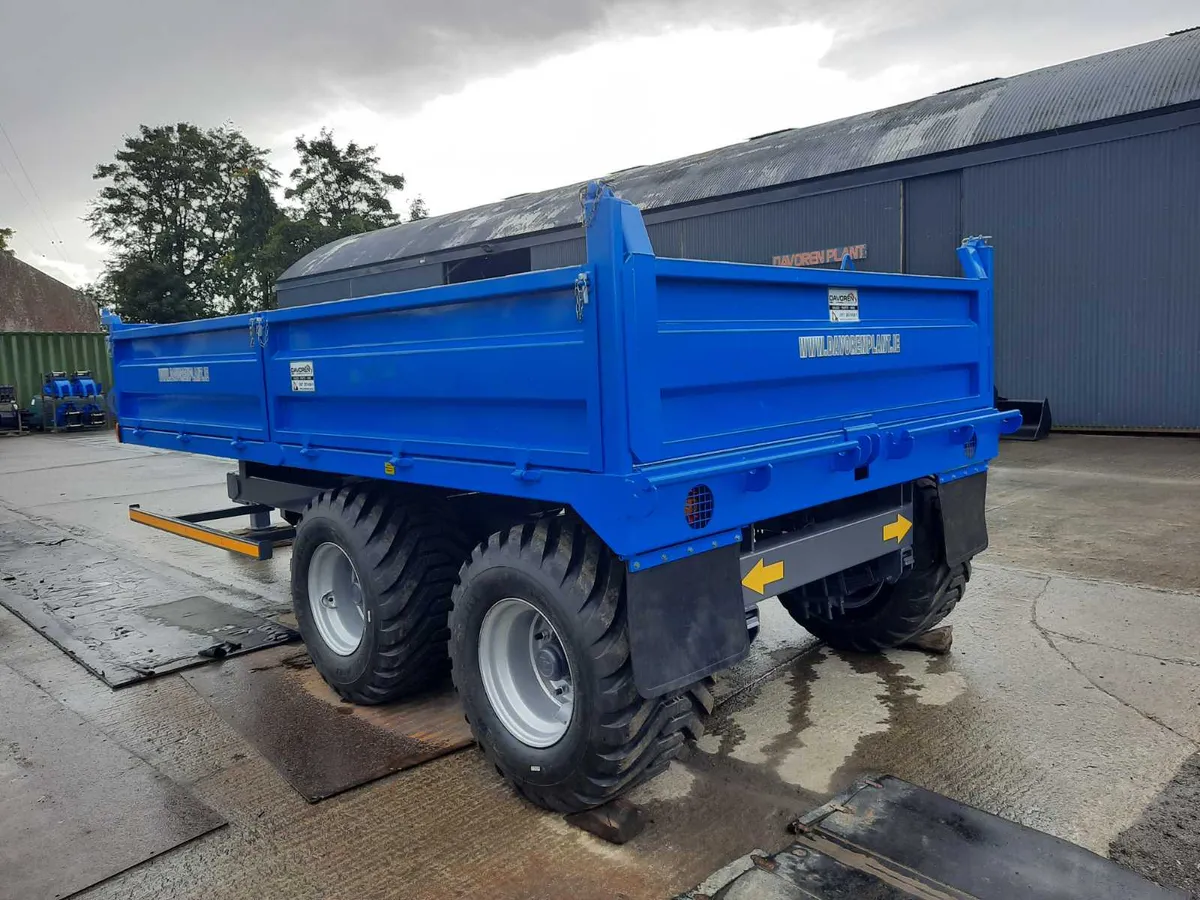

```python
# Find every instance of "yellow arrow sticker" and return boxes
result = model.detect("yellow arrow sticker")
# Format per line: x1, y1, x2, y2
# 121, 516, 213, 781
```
883, 513, 913, 543
742, 558, 785, 595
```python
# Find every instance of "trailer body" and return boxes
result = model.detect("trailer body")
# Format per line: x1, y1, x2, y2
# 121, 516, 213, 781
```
106, 185, 1017, 697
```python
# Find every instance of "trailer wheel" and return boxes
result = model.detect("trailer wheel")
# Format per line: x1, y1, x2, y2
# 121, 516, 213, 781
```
291, 487, 468, 704
778, 478, 968, 653
449, 517, 712, 813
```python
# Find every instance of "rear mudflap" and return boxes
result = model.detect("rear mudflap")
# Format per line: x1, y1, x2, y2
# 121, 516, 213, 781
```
626, 544, 749, 698
938, 471, 989, 567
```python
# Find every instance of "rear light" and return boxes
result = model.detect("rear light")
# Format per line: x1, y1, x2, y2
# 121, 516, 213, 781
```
685, 485, 714, 529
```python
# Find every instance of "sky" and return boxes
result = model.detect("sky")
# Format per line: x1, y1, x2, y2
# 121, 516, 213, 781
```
0, 1, 1192, 287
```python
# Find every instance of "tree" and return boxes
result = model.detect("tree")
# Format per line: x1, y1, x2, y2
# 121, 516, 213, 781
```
407, 197, 429, 221
87, 123, 275, 321
90, 123, 424, 318
0, 227, 13, 254
285, 128, 406, 231
99, 255, 193, 324
222, 171, 284, 314
256, 129, 417, 292
256, 216, 339, 291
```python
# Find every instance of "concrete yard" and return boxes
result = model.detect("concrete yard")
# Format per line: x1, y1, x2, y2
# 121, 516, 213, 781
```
1, 431, 1198, 899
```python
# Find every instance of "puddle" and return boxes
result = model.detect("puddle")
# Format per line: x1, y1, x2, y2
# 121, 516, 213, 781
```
705, 645, 972, 794
776, 651, 890, 792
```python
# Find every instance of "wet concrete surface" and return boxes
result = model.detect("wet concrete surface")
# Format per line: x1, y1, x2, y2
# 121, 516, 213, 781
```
704, 567, 1196, 856
182, 646, 472, 801
986, 434, 1200, 593
0, 661, 225, 900
0, 432, 1197, 898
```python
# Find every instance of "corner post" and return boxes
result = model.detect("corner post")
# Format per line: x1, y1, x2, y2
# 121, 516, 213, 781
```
958, 237, 996, 407
583, 182, 656, 475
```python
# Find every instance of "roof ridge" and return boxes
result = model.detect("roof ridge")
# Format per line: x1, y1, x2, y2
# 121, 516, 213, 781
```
279, 29, 1200, 285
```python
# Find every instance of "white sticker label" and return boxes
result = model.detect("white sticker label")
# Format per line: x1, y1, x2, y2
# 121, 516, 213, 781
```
157, 366, 210, 383
799, 333, 901, 359
290, 360, 315, 393
828, 288, 860, 323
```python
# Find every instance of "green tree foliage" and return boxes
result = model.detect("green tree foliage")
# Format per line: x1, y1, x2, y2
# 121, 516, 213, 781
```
223, 172, 285, 314
285, 128, 406, 230
257, 130, 412, 289
100, 256, 192, 323
87, 123, 275, 321
0, 226, 13, 254
407, 197, 429, 221
91, 124, 421, 321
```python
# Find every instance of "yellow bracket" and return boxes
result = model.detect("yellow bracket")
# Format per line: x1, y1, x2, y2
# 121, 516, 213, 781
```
128, 505, 292, 560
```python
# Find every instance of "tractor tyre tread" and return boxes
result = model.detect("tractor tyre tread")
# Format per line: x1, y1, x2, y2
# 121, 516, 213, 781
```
292, 485, 469, 705
450, 517, 711, 813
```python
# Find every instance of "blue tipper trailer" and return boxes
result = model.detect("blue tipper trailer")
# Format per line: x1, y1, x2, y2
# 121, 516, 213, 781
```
105, 183, 1020, 812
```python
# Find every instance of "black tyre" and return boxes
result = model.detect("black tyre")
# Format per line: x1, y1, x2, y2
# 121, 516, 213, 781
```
291, 486, 468, 704
449, 517, 712, 813
779, 478, 967, 653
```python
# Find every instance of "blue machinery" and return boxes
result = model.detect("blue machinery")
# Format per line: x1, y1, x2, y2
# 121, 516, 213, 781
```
30, 371, 108, 432
106, 183, 1020, 810
107, 182, 1019, 677
107, 185, 1016, 556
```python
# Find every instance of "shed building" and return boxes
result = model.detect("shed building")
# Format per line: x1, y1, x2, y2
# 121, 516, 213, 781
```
0, 254, 108, 406
279, 28, 1200, 431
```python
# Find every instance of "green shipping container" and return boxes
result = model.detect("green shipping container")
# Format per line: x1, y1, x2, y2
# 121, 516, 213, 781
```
0, 331, 112, 409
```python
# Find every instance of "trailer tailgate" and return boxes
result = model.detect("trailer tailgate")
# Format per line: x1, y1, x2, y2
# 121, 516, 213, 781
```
626, 259, 991, 465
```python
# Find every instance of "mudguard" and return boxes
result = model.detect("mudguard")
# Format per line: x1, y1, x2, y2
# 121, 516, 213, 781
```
626, 544, 749, 698
938, 471, 989, 567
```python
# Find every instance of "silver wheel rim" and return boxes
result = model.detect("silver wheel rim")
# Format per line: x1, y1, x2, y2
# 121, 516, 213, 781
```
307, 542, 366, 656
478, 598, 575, 748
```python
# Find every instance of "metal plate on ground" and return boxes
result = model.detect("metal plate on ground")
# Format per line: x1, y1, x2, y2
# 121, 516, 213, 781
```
0, 662, 225, 900
0, 515, 296, 686
681, 775, 1186, 899
182, 644, 473, 801
141, 595, 297, 657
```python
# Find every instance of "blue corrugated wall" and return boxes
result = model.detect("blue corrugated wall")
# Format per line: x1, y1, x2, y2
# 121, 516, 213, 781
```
963, 124, 1200, 430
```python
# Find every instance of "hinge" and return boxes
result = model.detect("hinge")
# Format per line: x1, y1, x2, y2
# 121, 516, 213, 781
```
574, 273, 590, 321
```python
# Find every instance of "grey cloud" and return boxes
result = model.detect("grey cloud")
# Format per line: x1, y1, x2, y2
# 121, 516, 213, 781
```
0, 0, 1191, 276
814, 0, 1191, 79
0, 0, 800, 264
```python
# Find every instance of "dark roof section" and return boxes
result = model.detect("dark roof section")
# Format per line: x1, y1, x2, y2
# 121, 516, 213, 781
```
280, 29, 1200, 284
0, 253, 99, 333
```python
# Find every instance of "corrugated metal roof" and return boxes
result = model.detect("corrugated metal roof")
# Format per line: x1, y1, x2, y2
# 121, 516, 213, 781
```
0, 253, 100, 333
280, 28, 1200, 284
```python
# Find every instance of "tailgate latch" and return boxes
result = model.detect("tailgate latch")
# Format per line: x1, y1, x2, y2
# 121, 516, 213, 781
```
574, 273, 590, 321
